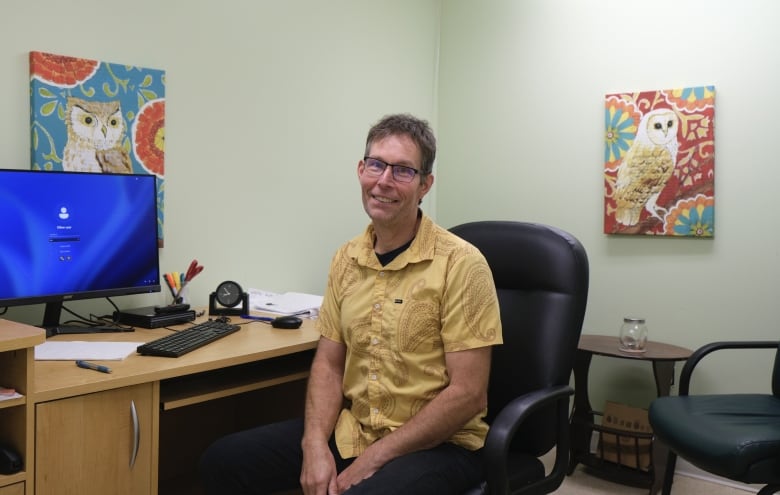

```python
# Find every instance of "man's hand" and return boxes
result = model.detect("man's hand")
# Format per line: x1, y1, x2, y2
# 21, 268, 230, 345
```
334, 443, 383, 492
300, 440, 339, 495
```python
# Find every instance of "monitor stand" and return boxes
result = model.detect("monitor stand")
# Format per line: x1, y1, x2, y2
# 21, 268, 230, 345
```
41, 301, 65, 330
41, 301, 134, 337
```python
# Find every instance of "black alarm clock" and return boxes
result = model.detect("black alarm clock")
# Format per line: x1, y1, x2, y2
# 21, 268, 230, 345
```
209, 280, 249, 316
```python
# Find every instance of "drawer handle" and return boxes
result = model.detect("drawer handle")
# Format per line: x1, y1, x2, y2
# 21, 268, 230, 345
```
130, 399, 140, 468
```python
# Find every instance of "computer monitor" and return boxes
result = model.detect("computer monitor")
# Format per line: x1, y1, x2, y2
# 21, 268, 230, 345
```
0, 169, 161, 329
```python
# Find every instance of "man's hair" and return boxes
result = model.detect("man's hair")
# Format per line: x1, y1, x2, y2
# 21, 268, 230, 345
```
365, 114, 436, 176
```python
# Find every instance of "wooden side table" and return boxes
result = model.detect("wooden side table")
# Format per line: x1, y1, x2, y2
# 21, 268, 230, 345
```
567, 334, 691, 494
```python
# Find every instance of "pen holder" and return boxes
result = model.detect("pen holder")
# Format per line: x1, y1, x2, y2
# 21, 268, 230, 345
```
173, 285, 189, 305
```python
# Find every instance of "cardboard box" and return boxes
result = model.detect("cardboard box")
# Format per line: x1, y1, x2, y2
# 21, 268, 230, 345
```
598, 401, 653, 471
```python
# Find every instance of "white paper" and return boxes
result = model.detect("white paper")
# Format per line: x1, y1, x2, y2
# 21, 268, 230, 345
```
248, 288, 323, 316
0, 389, 23, 401
34, 341, 143, 361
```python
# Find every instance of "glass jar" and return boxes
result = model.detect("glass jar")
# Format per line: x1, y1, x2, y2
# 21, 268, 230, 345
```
619, 317, 648, 352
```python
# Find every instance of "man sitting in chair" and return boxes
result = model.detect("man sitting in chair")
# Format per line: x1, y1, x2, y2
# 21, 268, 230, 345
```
200, 113, 503, 495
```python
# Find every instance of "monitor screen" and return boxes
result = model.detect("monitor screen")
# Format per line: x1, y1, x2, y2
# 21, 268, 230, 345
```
0, 169, 161, 328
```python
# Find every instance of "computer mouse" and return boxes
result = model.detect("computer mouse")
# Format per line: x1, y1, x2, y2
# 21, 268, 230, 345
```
271, 315, 303, 329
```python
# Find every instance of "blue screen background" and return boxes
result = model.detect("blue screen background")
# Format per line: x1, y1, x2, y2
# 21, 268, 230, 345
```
0, 170, 160, 304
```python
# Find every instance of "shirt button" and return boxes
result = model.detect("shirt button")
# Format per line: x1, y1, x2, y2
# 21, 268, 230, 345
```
372, 408, 379, 415
371, 337, 379, 345
374, 303, 381, 310
370, 374, 377, 380
379, 271, 385, 277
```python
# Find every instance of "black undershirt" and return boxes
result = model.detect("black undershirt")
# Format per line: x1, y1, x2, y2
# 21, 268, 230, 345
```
375, 238, 414, 266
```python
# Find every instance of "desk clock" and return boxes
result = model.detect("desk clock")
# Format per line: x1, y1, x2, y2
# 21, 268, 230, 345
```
209, 280, 249, 316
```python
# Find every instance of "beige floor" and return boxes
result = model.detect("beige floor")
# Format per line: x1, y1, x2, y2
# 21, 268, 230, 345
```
547, 451, 753, 495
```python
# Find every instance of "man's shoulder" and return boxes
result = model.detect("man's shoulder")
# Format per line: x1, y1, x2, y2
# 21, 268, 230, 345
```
428, 221, 483, 259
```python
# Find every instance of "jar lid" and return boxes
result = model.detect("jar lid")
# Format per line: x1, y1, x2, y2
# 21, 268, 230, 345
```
623, 317, 645, 323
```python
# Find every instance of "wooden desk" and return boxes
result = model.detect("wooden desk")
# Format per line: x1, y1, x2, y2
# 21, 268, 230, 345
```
0, 320, 45, 495
31, 314, 319, 495
567, 335, 691, 495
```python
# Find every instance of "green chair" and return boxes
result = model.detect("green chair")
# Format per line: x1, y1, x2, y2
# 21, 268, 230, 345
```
648, 340, 780, 494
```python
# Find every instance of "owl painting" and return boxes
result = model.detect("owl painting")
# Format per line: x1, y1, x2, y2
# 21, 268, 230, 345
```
62, 97, 132, 173
613, 108, 680, 227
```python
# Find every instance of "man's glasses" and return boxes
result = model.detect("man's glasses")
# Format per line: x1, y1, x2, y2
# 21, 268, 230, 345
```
362, 157, 422, 183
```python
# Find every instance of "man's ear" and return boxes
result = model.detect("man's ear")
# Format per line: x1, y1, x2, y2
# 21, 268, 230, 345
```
419, 174, 434, 202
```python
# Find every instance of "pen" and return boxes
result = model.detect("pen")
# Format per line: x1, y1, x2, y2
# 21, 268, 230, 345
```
164, 273, 178, 299
76, 360, 112, 374
240, 314, 274, 323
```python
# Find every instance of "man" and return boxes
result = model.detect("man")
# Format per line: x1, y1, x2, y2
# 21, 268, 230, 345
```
200, 114, 502, 495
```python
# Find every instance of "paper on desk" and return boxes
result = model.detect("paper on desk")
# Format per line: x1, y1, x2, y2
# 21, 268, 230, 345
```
249, 288, 323, 316
34, 341, 143, 361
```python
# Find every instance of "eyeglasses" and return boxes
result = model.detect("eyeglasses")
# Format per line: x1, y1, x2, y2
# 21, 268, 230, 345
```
362, 157, 422, 183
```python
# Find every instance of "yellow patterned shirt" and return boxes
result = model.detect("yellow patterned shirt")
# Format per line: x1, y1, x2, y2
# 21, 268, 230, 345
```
315, 214, 503, 459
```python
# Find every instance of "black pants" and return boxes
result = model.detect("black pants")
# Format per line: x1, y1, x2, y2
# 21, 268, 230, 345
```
199, 417, 483, 494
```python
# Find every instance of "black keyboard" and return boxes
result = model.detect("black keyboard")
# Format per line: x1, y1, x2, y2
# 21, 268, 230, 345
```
137, 319, 241, 357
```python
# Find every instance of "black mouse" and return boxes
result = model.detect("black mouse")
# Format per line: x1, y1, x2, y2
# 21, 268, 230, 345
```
271, 315, 303, 329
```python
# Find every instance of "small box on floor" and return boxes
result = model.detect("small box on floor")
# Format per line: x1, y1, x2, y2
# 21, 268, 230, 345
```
598, 401, 652, 471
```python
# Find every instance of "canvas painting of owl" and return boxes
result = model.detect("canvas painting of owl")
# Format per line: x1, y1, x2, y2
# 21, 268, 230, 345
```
63, 97, 132, 173
29, 51, 166, 245
604, 87, 716, 236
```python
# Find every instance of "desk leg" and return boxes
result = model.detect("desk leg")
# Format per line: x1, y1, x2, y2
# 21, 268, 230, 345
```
568, 350, 594, 475
650, 361, 676, 495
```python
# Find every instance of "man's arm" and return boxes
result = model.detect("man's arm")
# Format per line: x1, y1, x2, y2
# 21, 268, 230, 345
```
335, 345, 492, 491
300, 337, 347, 495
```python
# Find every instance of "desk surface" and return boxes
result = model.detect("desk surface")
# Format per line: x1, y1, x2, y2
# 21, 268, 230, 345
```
34, 313, 320, 403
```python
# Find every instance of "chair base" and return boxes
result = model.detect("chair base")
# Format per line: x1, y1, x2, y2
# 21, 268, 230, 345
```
758, 484, 780, 495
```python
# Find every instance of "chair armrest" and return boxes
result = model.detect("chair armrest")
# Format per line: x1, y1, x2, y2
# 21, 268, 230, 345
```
678, 340, 779, 395
483, 384, 573, 495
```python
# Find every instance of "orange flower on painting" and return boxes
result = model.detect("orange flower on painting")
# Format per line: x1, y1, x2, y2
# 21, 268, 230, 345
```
666, 87, 715, 113
29, 51, 99, 88
133, 99, 165, 176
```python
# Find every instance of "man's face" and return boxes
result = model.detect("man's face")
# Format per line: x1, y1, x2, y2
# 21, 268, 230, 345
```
358, 134, 433, 230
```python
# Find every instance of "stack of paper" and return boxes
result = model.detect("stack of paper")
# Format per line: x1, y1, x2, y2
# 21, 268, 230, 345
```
249, 288, 323, 316
35, 341, 143, 361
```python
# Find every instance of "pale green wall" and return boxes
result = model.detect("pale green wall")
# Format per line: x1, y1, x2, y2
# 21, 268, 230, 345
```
1, 0, 776, 404
0, 0, 441, 320
437, 0, 780, 405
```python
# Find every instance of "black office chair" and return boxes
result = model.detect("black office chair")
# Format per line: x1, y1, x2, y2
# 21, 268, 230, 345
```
450, 221, 589, 495
648, 340, 780, 495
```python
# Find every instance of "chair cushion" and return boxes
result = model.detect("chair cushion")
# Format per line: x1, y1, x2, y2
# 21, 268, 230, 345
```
649, 394, 780, 483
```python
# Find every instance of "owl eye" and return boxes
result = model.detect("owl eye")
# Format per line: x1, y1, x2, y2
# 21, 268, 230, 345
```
653, 122, 663, 130
83, 116, 94, 125
667, 120, 674, 128
109, 118, 118, 127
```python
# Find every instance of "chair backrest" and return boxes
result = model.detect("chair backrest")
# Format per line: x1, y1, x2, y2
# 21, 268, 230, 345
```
450, 221, 589, 456
773, 345, 780, 397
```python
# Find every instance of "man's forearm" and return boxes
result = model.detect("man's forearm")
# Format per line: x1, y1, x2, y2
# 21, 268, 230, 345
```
302, 341, 345, 448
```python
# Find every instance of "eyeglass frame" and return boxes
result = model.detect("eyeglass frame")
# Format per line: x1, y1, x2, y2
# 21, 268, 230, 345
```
362, 156, 425, 183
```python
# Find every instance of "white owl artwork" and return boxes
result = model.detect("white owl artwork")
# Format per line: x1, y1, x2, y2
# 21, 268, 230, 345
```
62, 97, 133, 173
604, 87, 716, 237
613, 109, 679, 227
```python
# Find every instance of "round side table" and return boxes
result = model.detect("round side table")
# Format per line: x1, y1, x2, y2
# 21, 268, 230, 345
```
567, 334, 691, 495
